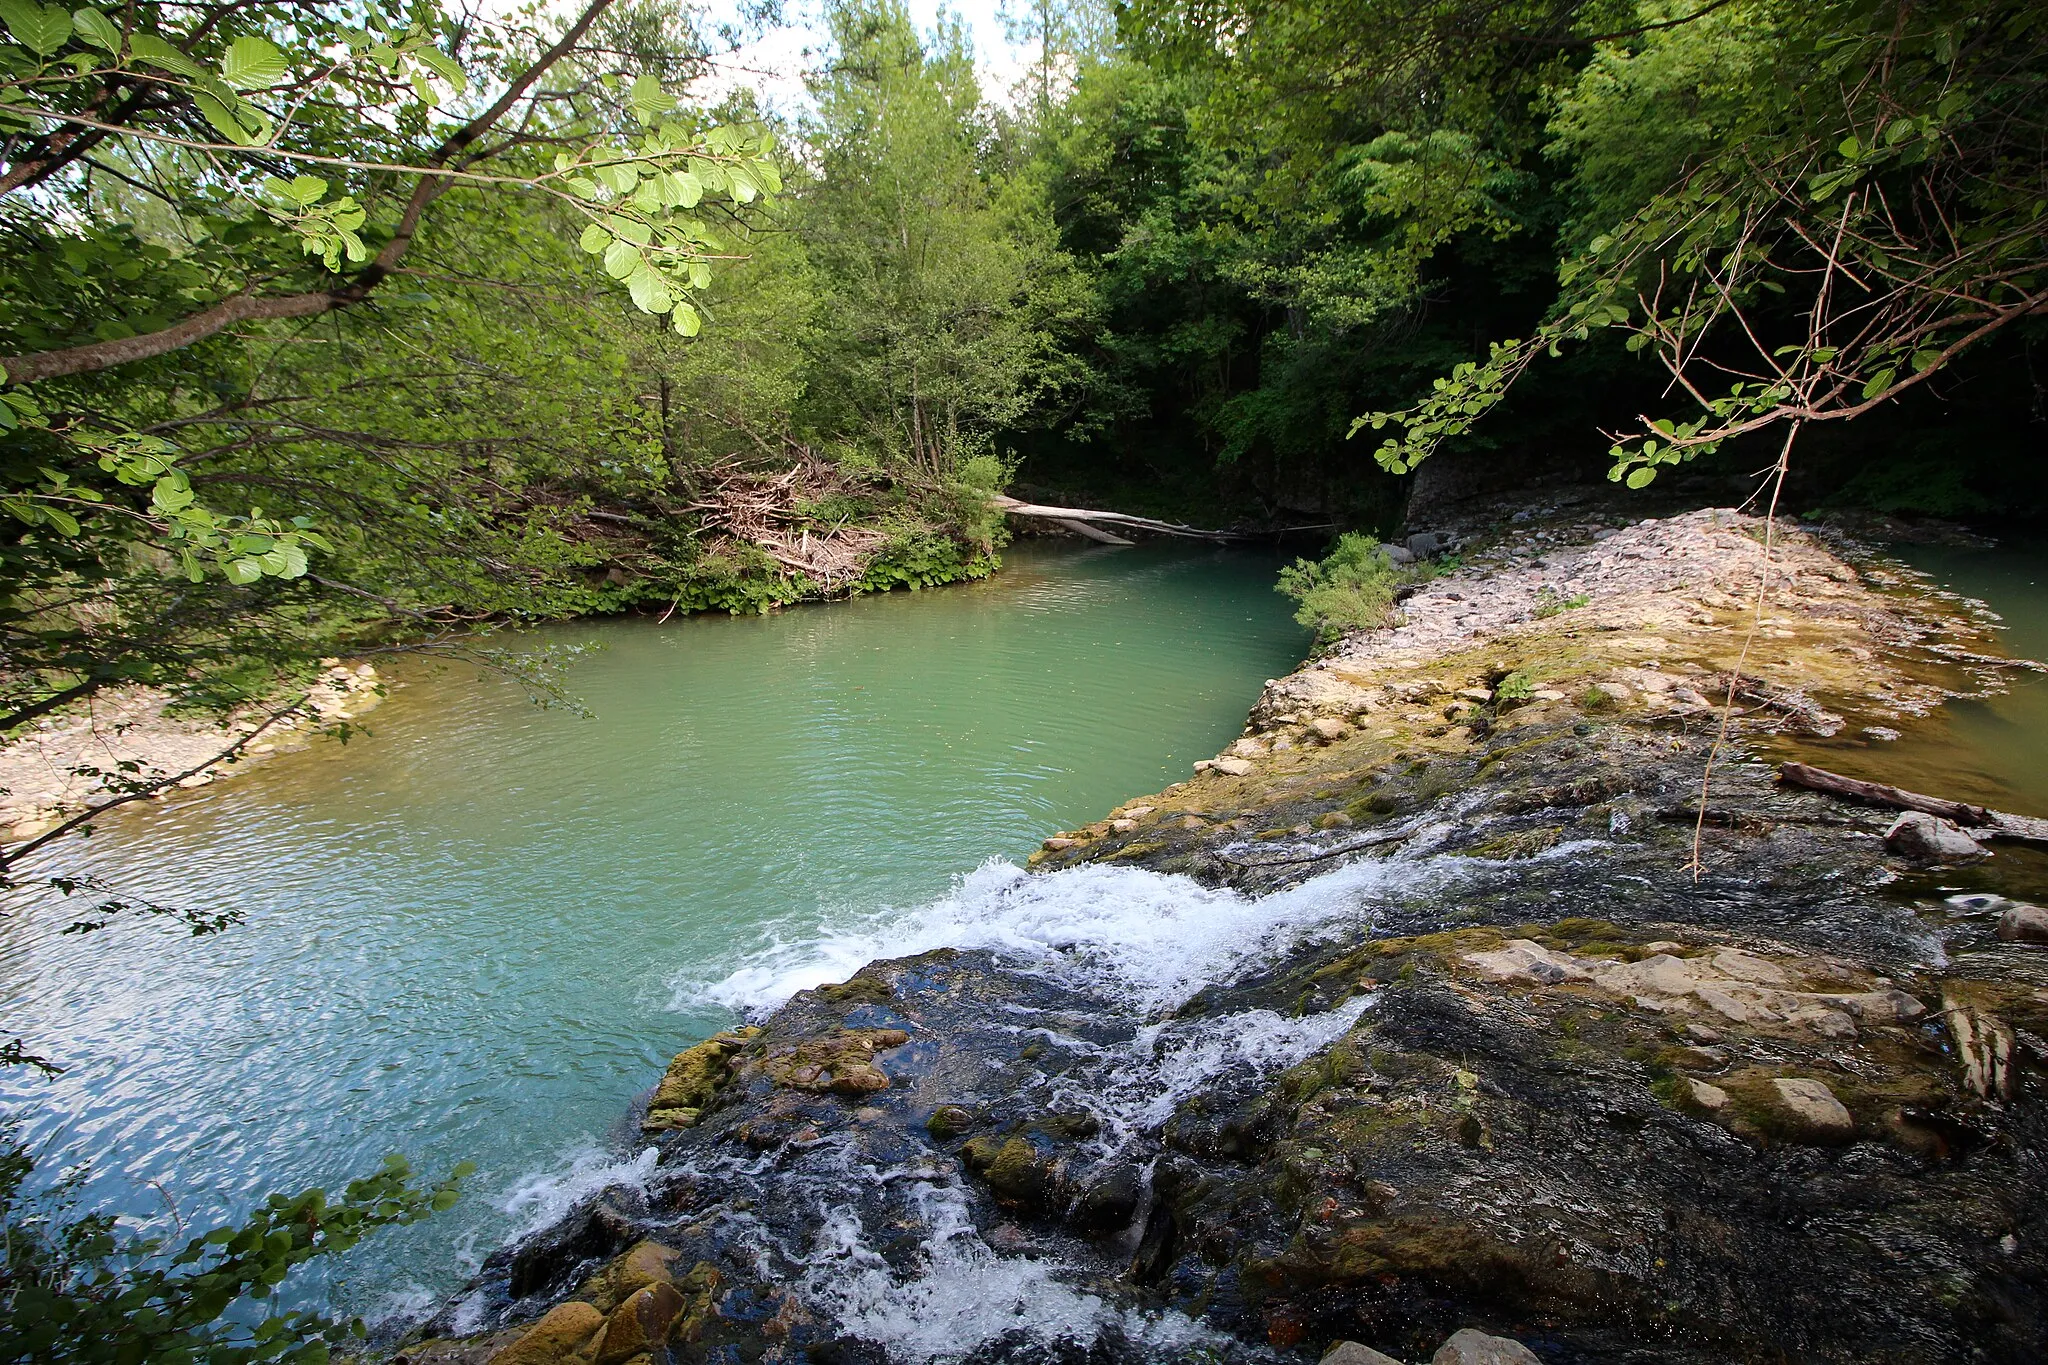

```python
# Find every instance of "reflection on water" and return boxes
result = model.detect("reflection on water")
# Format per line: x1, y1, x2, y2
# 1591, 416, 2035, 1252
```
1799, 537, 2048, 817
0, 541, 1307, 1318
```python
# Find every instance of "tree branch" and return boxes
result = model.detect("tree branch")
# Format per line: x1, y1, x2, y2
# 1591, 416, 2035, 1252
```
0, 0, 615, 386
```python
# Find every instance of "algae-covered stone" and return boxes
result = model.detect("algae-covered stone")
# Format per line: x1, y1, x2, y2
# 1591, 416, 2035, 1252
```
926, 1104, 975, 1138
486, 1300, 604, 1365
758, 1027, 909, 1095
578, 1240, 678, 1315
643, 1028, 760, 1132
592, 1280, 684, 1365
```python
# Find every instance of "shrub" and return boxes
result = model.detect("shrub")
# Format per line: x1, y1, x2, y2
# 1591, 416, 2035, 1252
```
1276, 533, 1402, 641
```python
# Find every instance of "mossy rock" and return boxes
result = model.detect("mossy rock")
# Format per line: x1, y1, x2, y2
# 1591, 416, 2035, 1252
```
925, 1104, 976, 1139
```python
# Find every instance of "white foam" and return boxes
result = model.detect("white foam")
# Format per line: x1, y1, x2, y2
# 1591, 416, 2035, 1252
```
497, 1142, 659, 1241
801, 1179, 1222, 1365
684, 853, 1451, 1018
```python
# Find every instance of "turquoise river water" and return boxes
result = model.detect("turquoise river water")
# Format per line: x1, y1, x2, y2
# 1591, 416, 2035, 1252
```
0, 541, 1307, 1320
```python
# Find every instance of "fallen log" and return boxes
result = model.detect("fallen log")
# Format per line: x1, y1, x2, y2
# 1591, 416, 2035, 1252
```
1777, 760, 2048, 845
993, 495, 1239, 542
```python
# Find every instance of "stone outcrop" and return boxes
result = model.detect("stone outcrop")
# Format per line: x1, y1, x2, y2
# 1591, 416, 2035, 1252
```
416, 509, 2048, 1365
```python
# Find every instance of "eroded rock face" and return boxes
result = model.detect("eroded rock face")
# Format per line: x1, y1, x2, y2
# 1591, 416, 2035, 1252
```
417, 510, 2048, 1365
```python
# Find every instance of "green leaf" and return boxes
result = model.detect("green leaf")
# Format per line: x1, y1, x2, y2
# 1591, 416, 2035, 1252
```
220, 35, 286, 90
1837, 135, 1861, 159
127, 33, 204, 78
627, 73, 674, 126
667, 170, 703, 208
191, 88, 269, 145
628, 267, 672, 313
602, 240, 641, 279
1910, 349, 1942, 373
0, 1, 71, 56
672, 301, 701, 336
612, 216, 651, 246
225, 558, 263, 585
577, 222, 609, 253
151, 476, 194, 512
413, 45, 466, 95
70, 6, 116, 52
1861, 368, 1895, 400
1625, 466, 1656, 489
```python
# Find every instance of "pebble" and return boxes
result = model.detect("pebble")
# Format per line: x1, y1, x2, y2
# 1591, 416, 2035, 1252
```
1690, 1080, 1731, 1110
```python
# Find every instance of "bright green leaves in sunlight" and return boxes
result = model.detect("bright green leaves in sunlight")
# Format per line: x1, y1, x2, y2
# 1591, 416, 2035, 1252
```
260, 175, 368, 270
2, 429, 335, 587
562, 112, 782, 333
219, 35, 286, 90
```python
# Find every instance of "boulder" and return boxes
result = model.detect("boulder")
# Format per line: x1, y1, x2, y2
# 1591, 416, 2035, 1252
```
1769, 1078, 1856, 1143
1883, 811, 1987, 862
1995, 903, 2048, 943
1406, 532, 1448, 558
1324, 1342, 1407, 1365
593, 1280, 685, 1365
1689, 1079, 1730, 1111
1431, 1328, 1541, 1364
1380, 543, 1416, 566
486, 1301, 605, 1365
1309, 717, 1350, 742
581, 1240, 677, 1314
1210, 756, 1254, 776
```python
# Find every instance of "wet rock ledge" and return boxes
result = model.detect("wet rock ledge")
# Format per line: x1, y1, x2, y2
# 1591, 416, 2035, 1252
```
406, 509, 2048, 1365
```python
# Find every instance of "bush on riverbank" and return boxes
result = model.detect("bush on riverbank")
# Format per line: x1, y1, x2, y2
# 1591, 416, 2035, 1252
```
1278, 534, 1427, 641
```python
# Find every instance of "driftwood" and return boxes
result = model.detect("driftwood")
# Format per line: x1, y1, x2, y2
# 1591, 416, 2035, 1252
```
1777, 760, 2048, 845
993, 495, 1243, 543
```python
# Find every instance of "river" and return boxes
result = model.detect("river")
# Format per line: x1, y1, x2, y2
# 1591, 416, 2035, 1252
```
0, 541, 1306, 1321
6, 529, 2046, 1339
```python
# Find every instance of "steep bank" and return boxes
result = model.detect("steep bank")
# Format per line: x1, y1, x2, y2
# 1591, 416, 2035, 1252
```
408, 507, 2048, 1364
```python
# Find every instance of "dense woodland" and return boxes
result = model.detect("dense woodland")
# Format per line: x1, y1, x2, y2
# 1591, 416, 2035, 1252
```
1, 0, 2045, 1356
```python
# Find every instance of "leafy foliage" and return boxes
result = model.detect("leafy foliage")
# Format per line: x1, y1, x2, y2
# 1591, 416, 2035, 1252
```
0, 1146, 471, 1365
1276, 532, 1407, 641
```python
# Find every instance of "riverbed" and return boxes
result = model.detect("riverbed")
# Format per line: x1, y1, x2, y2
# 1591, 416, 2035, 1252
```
0, 541, 1306, 1321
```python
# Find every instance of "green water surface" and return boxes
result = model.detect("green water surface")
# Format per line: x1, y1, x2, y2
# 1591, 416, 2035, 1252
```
0, 541, 1308, 1318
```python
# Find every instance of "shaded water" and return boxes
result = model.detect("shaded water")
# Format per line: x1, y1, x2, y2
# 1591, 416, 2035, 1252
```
1791, 537, 2048, 813
0, 541, 1307, 1319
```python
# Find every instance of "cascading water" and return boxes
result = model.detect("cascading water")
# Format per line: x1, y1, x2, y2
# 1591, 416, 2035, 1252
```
453, 844, 1523, 1363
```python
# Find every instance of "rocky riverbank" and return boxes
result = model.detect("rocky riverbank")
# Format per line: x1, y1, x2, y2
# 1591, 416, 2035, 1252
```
0, 662, 381, 843
405, 506, 2048, 1364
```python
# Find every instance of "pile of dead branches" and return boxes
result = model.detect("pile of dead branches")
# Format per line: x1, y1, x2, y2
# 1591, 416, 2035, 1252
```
683, 453, 893, 588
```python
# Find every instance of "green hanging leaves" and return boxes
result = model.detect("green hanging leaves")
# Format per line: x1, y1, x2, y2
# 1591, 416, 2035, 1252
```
0, 0, 71, 56
628, 73, 674, 126
68, 5, 117, 53
220, 35, 286, 89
